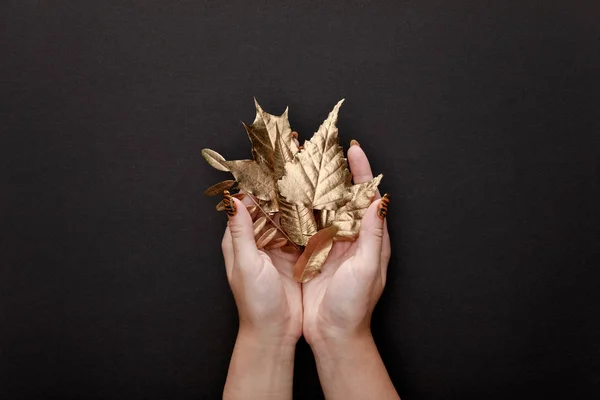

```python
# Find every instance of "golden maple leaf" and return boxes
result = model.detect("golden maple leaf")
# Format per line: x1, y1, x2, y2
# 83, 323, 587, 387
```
277, 99, 352, 210
243, 99, 298, 180
203, 100, 299, 214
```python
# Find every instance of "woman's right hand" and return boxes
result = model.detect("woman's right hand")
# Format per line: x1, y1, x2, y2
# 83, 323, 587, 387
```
301, 142, 398, 400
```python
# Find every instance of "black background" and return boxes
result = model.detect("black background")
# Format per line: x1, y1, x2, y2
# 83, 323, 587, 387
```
2, 1, 600, 399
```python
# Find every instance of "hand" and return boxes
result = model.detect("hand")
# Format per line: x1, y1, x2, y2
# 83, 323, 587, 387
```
301, 143, 397, 399
222, 193, 303, 400
302, 144, 391, 345
221, 193, 303, 344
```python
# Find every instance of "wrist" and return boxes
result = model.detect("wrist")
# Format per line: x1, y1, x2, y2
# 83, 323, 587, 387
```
224, 327, 297, 400
306, 330, 399, 400
237, 325, 299, 351
308, 329, 374, 360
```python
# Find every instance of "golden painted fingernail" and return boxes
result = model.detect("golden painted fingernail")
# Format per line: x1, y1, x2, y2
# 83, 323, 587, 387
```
350, 139, 360, 147
298, 145, 304, 151
377, 193, 390, 220
291, 131, 298, 139
222, 190, 237, 217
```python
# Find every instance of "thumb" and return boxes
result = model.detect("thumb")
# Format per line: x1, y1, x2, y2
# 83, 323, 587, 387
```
355, 194, 390, 274
223, 190, 259, 265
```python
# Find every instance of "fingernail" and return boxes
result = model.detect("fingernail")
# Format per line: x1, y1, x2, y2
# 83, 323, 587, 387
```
223, 190, 237, 217
291, 131, 298, 139
350, 139, 360, 147
377, 193, 390, 220
298, 145, 304, 151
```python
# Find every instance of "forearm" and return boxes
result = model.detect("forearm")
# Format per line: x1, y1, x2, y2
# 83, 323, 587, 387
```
223, 329, 296, 400
311, 333, 399, 400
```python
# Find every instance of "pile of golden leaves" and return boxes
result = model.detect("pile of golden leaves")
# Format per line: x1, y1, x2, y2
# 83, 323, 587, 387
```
202, 100, 382, 282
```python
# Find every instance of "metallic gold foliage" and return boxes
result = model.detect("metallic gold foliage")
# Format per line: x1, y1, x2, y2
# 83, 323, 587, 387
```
253, 216, 268, 236
244, 100, 298, 179
201, 149, 230, 172
332, 174, 383, 239
279, 198, 318, 246
203, 100, 300, 214
202, 99, 383, 277
204, 180, 236, 196
224, 160, 278, 212
293, 226, 338, 283
277, 100, 352, 210
315, 209, 336, 231
256, 227, 278, 249
265, 237, 288, 250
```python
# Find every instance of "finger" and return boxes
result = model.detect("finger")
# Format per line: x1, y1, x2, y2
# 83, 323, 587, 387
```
347, 141, 377, 195
347, 141, 372, 184
292, 131, 300, 149
348, 140, 389, 260
221, 227, 234, 279
354, 194, 390, 277
222, 191, 260, 269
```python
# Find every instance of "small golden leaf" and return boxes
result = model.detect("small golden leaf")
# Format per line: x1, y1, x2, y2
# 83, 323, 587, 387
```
332, 174, 383, 239
256, 227, 278, 249
264, 237, 288, 250
293, 226, 338, 283
202, 149, 230, 172
277, 100, 352, 210
246, 205, 258, 218
253, 216, 268, 236
204, 180, 236, 196
279, 198, 318, 246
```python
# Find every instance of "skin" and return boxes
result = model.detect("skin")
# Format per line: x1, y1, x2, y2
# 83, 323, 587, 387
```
221, 144, 398, 400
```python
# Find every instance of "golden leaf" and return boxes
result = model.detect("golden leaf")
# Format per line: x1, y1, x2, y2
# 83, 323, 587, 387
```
224, 160, 278, 212
204, 180, 236, 196
245, 192, 301, 249
277, 100, 352, 210
253, 216, 268, 236
279, 198, 318, 246
246, 205, 258, 218
293, 226, 338, 283
203, 100, 383, 259
256, 227, 278, 249
202, 149, 230, 172
203, 101, 298, 215
243, 116, 273, 169
332, 174, 383, 239
264, 237, 288, 250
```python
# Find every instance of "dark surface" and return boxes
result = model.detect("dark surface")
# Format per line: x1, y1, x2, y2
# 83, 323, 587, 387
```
2, 1, 600, 399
